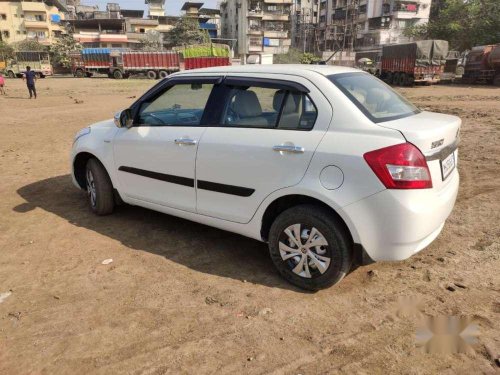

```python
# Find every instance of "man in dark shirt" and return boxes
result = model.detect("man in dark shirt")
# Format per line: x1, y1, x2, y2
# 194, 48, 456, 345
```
23, 66, 37, 99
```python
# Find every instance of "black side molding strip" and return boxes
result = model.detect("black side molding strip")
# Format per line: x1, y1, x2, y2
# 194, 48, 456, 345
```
118, 166, 194, 187
118, 166, 255, 197
197, 180, 255, 197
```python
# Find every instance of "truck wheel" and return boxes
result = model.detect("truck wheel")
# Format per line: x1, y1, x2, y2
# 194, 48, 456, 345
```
493, 74, 500, 87
113, 70, 123, 79
7, 71, 15, 79
399, 73, 408, 86
386, 73, 393, 85
147, 70, 157, 80
75, 69, 85, 78
159, 70, 168, 79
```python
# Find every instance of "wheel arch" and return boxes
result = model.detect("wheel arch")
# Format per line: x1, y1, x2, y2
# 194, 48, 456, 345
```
260, 194, 353, 243
259, 194, 372, 265
73, 152, 105, 190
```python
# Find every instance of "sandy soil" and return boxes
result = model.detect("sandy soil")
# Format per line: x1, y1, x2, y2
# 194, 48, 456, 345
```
0, 77, 499, 374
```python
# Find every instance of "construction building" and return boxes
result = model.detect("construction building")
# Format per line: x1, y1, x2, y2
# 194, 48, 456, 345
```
0, 0, 67, 45
220, 0, 292, 62
181, 2, 221, 39
316, 0, 432, 61
66, 2, 177, 49
291, 0, 318, 53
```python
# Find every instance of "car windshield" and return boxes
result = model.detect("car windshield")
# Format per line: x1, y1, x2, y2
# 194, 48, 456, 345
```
328, 73, 420, 123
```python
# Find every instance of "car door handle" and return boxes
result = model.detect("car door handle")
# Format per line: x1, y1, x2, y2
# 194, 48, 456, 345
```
273, 145, 305, 154
175, 138, 197, 146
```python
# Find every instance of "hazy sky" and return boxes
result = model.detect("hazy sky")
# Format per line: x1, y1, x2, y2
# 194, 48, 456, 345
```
86, 0, 218, 16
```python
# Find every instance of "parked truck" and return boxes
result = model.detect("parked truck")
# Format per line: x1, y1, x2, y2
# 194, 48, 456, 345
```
71, 48, 128, 78
462, 44, 500, 86
6, 51, 52, 78
110, 51, 180, 79
381, 40, 449, 86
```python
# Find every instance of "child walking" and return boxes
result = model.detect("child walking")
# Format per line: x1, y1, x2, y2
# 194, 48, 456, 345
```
0, 73, 5, 95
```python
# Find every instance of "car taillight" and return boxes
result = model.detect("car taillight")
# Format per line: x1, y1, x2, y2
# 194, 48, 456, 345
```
364, 143, 432, 189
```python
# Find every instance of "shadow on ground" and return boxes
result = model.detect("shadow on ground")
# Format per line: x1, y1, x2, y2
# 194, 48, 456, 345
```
15, 175, 301, 291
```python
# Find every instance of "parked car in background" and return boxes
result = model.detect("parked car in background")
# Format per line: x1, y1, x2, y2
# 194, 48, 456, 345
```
71, 65, 460, 290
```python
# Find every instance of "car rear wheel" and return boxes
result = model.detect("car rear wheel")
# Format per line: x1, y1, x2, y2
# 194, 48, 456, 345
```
85, 158, 115, 215
268, 205, 352, 290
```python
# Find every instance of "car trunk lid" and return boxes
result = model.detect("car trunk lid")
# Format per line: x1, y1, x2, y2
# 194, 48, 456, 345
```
378, 111, 461, 189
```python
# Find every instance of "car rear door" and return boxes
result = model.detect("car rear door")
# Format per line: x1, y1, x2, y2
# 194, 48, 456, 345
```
195, 74, 333, 223
113, 76, 220, 213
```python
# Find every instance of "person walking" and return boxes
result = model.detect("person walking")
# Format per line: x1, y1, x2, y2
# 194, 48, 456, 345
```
22, 66, 37, 99
0, 72, 5, 95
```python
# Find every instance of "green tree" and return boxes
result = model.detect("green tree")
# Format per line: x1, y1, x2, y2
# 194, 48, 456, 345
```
404, 0, 500, 50
139, 30, 164, 52
0, 41, 15, 61
165, 16, 207, 47
13, 39, 47, 52
274, 48, 321, 64
50, 33, 81, 68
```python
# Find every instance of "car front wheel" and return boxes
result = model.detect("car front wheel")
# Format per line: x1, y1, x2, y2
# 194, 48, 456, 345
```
268, 205, 352, 290
85, 158, 115, 215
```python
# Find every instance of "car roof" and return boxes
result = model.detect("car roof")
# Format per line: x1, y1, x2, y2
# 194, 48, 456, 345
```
173, 64, 360, 77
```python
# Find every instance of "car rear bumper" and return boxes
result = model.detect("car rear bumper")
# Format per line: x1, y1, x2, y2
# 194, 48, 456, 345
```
342, 170, 459, 261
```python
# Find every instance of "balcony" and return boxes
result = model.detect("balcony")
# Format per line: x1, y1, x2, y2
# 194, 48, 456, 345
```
247, 29, 263, 35
24, 20, 49, 29
21, 2, 47, 12
263, 0, 292, 4
262, 12, 289, 21
263, 30, 288, 38
247, 10, 264, 18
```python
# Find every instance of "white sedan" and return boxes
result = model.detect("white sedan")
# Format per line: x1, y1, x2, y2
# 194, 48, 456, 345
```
71, 65, 460, 290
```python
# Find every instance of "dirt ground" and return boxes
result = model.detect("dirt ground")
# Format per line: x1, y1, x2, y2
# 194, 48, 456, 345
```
0, 77, 499, 374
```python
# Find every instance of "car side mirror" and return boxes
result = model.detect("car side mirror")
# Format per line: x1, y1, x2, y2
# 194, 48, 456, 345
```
114, 109, 133, 128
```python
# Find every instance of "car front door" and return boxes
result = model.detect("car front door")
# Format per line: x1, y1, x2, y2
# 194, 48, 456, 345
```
113, 77, 219, 212
195, 75, 333, 223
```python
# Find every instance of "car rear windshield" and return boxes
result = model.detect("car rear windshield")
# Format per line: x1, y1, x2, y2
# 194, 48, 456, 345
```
328, 73, 420, 123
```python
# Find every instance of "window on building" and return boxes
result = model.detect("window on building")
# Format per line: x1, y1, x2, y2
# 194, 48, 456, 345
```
0, 13, 7, 20
2, 30, 10, 38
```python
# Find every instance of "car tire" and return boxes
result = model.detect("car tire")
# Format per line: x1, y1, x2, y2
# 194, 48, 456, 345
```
268, 204, 352, 291
7, 70, 15, 79
85, 158, 115, 216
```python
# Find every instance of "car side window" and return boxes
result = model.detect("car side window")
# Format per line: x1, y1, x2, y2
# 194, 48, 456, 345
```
221, 84, 318, 130
137, 83, 214, 126
223, 86, 284, 128
277, 92, 318, 130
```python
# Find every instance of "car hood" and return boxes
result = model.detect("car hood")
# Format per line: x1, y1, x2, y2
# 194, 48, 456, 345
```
90, 119, 115, 130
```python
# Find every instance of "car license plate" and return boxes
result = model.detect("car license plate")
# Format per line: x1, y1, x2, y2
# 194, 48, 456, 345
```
440, 152, 455, 180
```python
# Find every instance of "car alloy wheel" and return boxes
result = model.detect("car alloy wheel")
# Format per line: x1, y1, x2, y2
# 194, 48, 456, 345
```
86, 168, 97, 208
278, 224, 331, 278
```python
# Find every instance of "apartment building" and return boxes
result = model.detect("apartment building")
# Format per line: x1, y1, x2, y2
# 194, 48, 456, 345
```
0, 0, 66, 45
220, 0, 292, 62
317, 0, 431, 53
